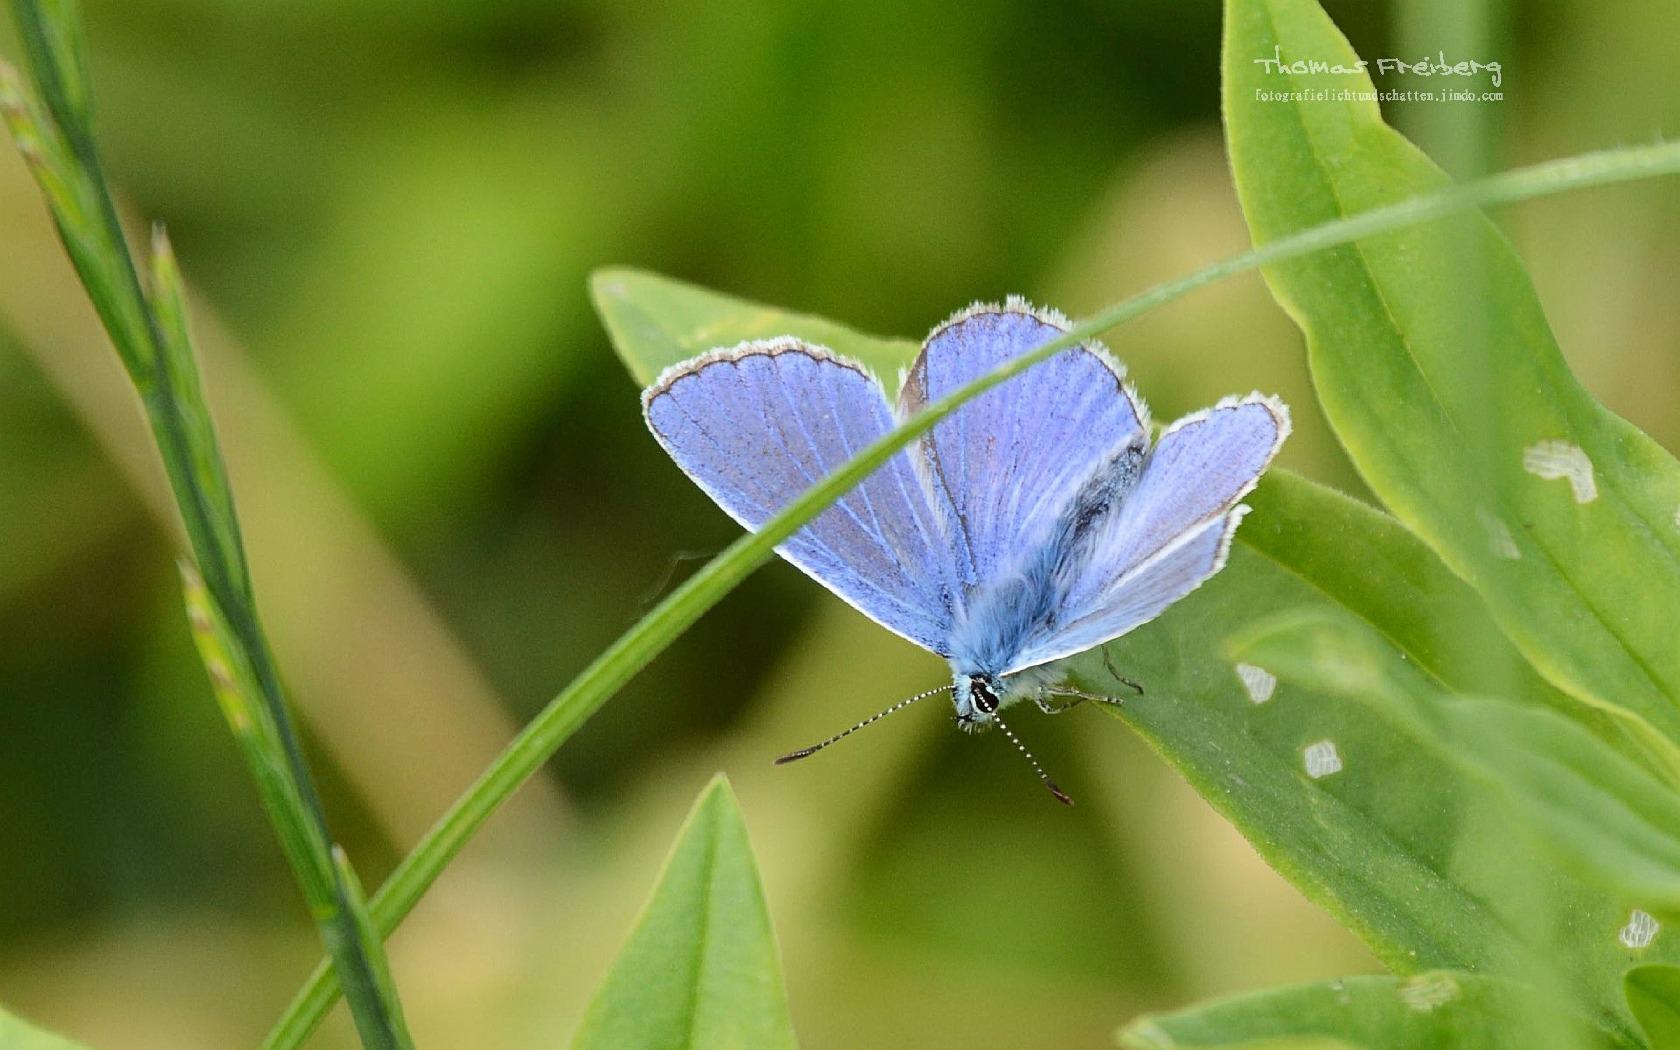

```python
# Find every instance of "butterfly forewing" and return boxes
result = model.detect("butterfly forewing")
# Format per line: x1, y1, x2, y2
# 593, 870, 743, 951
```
898, 301, 1149, 591
643, 340, 957, 653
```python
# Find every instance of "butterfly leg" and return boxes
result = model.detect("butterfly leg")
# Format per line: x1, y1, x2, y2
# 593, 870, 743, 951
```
1033, 686, 1132, 714
1042, 688, 1130, 712
1101, 649, 1146, 696
1034, 693, 1085, 715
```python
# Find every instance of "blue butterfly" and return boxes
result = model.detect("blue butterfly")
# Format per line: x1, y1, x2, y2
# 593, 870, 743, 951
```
643, 298, 1288, 801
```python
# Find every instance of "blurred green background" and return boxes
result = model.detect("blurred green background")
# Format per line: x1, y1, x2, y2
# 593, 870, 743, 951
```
2, 0, 1677, 1046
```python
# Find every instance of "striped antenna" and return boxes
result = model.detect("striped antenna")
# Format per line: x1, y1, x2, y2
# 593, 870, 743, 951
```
993, 711, 1073, 805
775, 685, 952, 765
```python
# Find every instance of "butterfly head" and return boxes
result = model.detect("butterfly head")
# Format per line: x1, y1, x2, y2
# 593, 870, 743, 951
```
952, 672, 1002, 730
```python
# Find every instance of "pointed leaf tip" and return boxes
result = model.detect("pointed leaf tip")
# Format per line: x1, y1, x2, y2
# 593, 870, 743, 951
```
571, 779, 795, 1050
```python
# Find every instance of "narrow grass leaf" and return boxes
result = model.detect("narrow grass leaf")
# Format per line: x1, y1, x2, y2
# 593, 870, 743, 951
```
329, 847, 414, 1047
7, 0, 93, 152
149, 227, 249, 595
0, 60, 154, 378
5, 3, 415, 1040
179, 565, 334, 915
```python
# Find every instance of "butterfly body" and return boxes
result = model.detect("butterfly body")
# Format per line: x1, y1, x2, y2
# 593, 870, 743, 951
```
946, 436, 1145, 725
643, 298, 1288, 761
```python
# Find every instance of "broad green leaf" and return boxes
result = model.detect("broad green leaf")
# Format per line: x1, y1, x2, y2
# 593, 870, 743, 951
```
592, 267, 917, 387
0, 1006, 89, 1050
593, 270, 1667, 1040
1118, 972, 1618, 1050
1223, 0, 1680, 746
1233, 610, 1680, 914
1074, 526, 1664, 1041
570, 776, 797, 1050
1625, 965, 1680, 1047
1436, 701, 1680, 914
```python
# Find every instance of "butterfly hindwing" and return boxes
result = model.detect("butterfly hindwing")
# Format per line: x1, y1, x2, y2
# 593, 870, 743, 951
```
1010, 509, 1247, 670
1008, 396, 1289, 672
643, 340, 958, 653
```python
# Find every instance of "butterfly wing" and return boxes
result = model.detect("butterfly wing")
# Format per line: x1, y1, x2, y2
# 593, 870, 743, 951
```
1006, 395, 1289, 672
898, 299, 1149, 591
643, 339, 957, 654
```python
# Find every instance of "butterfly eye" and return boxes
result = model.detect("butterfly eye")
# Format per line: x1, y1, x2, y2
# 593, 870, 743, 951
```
970, 678, 999, 715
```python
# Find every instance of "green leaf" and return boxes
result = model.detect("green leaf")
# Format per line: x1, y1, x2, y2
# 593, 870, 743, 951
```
1072, 510, 1668, 1042
1119, 972, 1619, 1050
0, 60, 155, 380
591, 267, 917, 387
179, 563, 332, 904
1223, 0, 1680, 746
1233, 610, 1680, 916
1438, 701, 1680, 915
0, 1006, 89, 1049
1625, 965, 1680, 1047
571, 776, 797, 1050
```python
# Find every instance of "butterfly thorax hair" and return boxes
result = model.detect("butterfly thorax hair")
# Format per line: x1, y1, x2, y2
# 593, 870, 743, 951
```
946, 438, 1147, 730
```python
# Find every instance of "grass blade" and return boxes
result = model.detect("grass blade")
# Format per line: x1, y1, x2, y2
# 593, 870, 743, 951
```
2, 1, 412, 1043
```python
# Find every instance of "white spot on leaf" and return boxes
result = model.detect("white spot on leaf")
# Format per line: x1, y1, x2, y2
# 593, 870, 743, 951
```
1523, 440, 1597, 503
1476, 509, 1521, 560
1399, 973, 1460, 1012
1303, 739, 1342, 779
1621, 909, 1659, 949
1235, 663, 1277, 704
